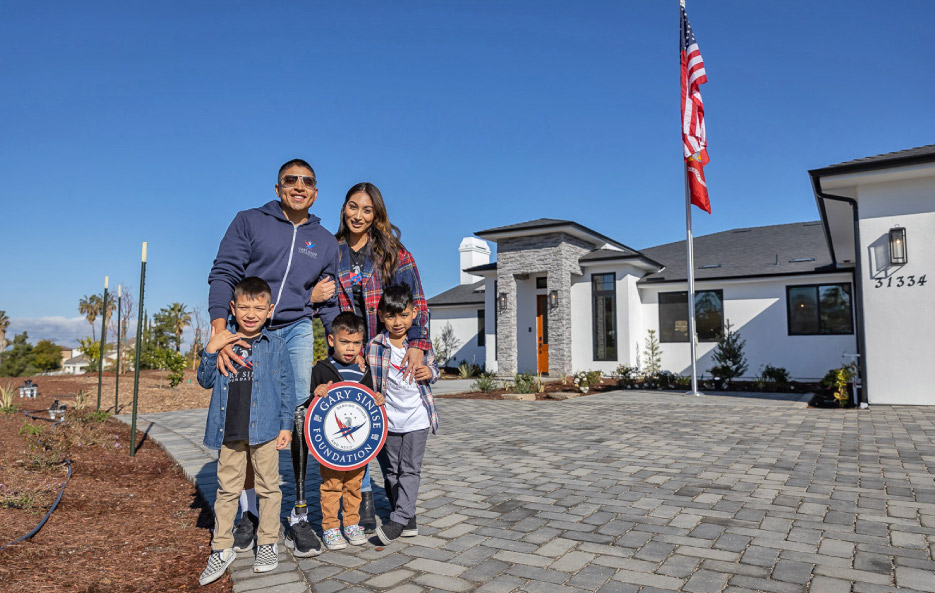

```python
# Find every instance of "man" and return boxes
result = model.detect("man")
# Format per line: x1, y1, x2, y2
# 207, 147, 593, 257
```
208, 158, 338, 556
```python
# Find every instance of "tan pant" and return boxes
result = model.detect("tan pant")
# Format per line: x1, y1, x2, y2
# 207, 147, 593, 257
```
319, 466, 364, 530
212, 439, 281, 550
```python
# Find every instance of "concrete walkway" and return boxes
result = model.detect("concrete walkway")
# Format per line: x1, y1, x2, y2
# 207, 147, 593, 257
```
119, 391, 935, 592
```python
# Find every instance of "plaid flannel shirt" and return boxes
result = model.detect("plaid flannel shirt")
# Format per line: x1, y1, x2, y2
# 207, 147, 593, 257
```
336, 240, 431, 351
367, 332, 439, 434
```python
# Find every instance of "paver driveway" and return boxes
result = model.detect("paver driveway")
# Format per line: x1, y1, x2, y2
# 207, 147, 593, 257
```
124, 391, 935, 592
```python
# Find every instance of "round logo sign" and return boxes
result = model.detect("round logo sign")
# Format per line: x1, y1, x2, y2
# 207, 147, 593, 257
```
305, 381, 388, 471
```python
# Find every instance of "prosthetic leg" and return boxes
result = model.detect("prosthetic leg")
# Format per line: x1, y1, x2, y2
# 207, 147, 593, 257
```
284, 403, 322, 556
290, 403, 309, 523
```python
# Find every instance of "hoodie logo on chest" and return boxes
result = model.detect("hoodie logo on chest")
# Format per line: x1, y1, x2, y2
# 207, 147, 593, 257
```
299, 241, 318, 258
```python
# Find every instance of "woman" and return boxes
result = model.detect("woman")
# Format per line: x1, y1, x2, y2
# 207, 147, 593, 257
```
314, 181, 432, 532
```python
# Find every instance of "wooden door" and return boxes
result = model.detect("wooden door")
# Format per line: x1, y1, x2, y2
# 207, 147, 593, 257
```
536, 295, 549, 373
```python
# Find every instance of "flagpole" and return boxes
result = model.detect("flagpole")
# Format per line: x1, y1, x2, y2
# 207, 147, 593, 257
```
681, 0, 700, 396
684, 166, 700, 396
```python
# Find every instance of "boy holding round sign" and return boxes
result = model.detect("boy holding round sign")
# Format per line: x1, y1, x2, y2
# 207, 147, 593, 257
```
295, 312, 387, 553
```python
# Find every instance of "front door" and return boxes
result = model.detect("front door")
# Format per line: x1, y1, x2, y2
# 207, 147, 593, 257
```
536, 295, 549, 373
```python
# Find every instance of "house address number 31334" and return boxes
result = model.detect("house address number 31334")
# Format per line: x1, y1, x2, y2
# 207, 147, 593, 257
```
874, 275, 926, 288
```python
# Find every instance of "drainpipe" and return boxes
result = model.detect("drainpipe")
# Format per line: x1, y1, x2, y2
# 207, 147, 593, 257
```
810, 174, 869, 405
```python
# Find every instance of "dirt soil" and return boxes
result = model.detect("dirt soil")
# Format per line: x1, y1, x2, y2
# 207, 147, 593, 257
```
0, 391, 232, 593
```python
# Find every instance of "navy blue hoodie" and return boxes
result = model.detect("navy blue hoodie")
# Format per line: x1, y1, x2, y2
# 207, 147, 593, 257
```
208, 200, 339, 333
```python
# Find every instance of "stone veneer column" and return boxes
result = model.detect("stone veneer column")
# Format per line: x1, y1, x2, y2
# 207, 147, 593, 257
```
496, 233, 591, 378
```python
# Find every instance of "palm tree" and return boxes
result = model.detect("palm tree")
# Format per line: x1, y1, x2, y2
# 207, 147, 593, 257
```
167, 303, 192, 353
0, 310, 9, 352
79, 295, 101, 341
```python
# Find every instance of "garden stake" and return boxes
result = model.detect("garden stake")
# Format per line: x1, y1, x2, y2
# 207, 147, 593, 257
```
115, 284, 121, 413
97, 276, 108, 411
130, 243, 147, 457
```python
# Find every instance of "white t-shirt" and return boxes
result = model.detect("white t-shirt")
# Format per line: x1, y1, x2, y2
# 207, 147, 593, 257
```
386, 343, 431, 432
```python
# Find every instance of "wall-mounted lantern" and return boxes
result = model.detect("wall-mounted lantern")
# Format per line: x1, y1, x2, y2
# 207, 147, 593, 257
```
498, 292, 508, 312
889, 226, 908, 265
549, 290, 558, 310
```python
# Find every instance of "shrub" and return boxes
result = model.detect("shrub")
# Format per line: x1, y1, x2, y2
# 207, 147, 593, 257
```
0, 383, 17, 414
153, 348, 187, 387
614, 364, 640, 388
432, 323, 460, 368
458, 360, 482, 379
820, 364, 856, 407
512, 372, 539, 394
656, 370, 680, 389
757, 364, 791, 391
572, 371, 603, 393
707, 320, 748, 387
643, 330, 663, 376
471, 372, 498, 393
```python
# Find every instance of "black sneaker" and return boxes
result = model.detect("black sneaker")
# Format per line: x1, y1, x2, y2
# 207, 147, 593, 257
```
402, 516, 418, 537
376, 520, 405, 545
232, 511, 258, 553
284, 520, 322, 557
359, 491, 376, 534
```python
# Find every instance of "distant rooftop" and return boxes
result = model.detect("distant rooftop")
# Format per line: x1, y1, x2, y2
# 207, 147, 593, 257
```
810, 144, 935, 176
427, 280, 485, 307
639, 221, 835, 283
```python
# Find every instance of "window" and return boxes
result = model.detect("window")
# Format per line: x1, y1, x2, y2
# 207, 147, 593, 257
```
592, 273, 616, 360
477, 309, 485, 347
536, 277, 547, 289
658, 290, 724, 342
787, 283, 853, 335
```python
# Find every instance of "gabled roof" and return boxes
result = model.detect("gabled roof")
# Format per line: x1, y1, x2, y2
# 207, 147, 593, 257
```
639, 221, 836, 283
476, 218, 639, 253
428, 280, 485, 307
809, 144, 935, 177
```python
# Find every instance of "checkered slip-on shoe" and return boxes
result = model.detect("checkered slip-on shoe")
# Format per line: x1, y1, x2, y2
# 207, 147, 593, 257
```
199, 548, 235, 586
253, 544, 279, 573
343, 524, 367, 546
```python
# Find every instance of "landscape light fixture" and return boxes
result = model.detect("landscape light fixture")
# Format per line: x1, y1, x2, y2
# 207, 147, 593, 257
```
498, 292, 508, 312
549, 290, 558, 310
889, 226, 908, 265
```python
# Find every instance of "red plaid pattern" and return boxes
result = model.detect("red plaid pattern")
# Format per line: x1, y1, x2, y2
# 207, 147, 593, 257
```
335, 241, 431, 351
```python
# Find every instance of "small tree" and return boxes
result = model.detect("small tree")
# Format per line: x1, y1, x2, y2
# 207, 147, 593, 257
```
643, 330, 662, 376
432, 323, 460, 368
707, 320, 748, 387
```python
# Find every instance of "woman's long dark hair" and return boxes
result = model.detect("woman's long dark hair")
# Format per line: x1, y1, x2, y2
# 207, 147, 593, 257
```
336, 182, 404, 285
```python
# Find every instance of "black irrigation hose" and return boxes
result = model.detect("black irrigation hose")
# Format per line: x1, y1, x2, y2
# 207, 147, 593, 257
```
0, 410, 74, 552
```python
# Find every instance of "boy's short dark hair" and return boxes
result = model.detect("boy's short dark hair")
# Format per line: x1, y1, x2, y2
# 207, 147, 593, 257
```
233, 277, 272, 302
378, 284, 413, 315
332, 312, 365, 336
278, 158, 316, 179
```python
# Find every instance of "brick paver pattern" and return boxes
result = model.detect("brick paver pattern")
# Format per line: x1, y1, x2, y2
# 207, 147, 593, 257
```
122, 391, 935, 592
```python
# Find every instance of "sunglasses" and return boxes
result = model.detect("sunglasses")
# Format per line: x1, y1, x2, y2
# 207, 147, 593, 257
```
280, 175, 317, 188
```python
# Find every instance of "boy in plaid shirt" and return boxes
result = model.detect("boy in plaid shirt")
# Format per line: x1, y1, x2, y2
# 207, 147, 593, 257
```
367, 284, 439, 544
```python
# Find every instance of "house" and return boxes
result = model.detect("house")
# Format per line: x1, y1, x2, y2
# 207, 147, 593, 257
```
428, 144, 935, 406
63, 354, 91, 375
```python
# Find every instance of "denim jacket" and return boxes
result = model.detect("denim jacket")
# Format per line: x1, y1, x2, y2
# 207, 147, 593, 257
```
198, 327, 295, 450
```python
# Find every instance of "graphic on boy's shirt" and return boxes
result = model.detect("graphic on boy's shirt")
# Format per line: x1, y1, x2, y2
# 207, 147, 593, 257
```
305, 382, 387, 471
229, 342, 255, 382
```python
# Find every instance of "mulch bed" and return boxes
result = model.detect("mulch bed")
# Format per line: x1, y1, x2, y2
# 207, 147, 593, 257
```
0, 392, 231, 593
434, 377, 625, 400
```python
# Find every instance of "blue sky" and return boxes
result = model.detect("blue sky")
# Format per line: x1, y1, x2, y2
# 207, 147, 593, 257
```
1, 1, 932, 347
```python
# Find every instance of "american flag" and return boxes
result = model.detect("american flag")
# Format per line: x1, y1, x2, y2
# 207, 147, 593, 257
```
680, 3, 711, 213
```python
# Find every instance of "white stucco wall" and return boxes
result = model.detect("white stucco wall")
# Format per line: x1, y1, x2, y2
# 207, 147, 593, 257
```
855, 175, 935, 405
638, 274, 857, 381
569, 265, 644, 375
428, 305, 485, 369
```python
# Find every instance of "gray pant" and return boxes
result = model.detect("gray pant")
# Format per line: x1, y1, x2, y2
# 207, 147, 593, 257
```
377, 428, 429, 525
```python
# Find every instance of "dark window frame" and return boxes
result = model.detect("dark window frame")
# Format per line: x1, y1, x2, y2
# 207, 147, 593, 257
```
658, 289, 724, 343
786, 283, 854, 336
477, 308, 485, 347
591, 273, 617, 361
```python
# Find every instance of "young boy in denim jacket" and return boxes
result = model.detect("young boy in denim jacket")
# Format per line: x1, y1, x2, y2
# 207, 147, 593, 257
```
197, 277, 294, 585
367, 284, 439, 544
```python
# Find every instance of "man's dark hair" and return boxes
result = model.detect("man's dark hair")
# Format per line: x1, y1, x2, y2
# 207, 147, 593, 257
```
332, 312, 365, 336
378, 284, 414, 315
233, 276, 272, 302
278, 159, 316, 180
